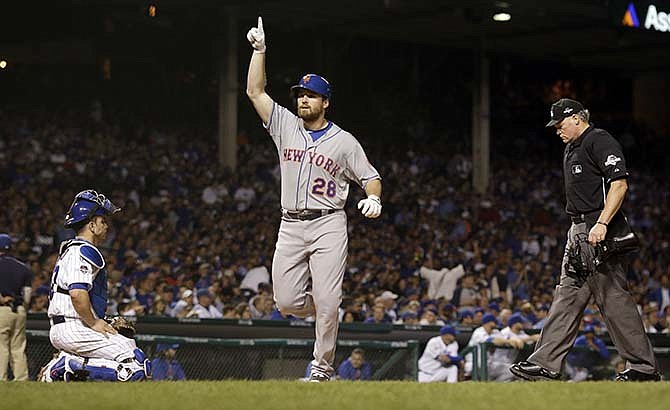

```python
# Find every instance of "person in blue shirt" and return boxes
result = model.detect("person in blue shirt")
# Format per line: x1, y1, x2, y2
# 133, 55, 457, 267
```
565, 325, 610, 381
337, 348, 373, 381
151, 344, 186, 381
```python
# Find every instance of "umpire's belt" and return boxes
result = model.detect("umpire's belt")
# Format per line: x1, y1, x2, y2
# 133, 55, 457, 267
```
282, 209, 337, 221
570, 214, 586, 224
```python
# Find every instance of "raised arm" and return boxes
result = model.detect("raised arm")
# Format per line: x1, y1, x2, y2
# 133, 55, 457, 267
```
245, 16, 274, 124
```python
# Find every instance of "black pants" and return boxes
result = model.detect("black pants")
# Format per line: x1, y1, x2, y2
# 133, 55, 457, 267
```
527, 222, 658, 374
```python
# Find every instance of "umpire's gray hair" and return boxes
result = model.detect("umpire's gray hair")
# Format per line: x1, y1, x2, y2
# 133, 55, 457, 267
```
577, 109, 590, 123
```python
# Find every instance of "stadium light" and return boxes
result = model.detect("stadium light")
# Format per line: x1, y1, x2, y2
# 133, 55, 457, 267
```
0, 60, 7, 69
493, 12, 511, 22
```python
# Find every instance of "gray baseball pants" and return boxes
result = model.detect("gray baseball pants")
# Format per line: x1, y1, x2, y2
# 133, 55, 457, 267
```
528, 221, 658, 374
272, 211, 347, 374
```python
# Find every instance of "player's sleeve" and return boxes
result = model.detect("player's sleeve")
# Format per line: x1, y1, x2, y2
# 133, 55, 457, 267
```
61, 245, 104, 291
264, 102, 299, 148
589, 132, 629, 183
446, 341, 459, 356
343, 139, 380, 189
468, 328, 487, 346
425, 338, 443, 359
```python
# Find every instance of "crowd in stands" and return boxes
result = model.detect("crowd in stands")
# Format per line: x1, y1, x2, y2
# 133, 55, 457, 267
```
2, 105, 669, 348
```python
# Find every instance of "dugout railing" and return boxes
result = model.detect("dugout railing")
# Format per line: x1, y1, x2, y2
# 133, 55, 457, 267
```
24, 314, 670, 381
25, 329, 419, 381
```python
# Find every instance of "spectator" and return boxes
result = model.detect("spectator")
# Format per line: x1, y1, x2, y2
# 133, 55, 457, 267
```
364, 304, 391, 324
378, 290, 399, 322
188, 289, 223, 319
337, 348, 373, 381
419, 308, 445, 326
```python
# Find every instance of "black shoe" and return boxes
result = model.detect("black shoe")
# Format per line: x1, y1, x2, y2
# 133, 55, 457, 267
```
509, 361, 561, 381
615, 369, 662, 382
309, 372, 331, 383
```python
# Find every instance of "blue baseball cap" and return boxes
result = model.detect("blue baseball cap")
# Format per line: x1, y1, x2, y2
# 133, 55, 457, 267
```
481, 313, 498, 325
487, 302, 500, 312
291, 74, 332, 100
508, 313, 527, 327
401, 311, 418, 320
0, 234, 11, 250
583, 325, 595, 334
156, 343, 180, 352
440, 325, 458, 336
196, 288, 212, 298
459, 310, 474, 320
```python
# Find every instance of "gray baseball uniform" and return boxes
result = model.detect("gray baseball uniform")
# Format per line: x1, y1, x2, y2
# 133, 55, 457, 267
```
264, 101, 380, 375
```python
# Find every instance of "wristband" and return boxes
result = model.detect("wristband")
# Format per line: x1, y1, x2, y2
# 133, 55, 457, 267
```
596, 221, 608, 227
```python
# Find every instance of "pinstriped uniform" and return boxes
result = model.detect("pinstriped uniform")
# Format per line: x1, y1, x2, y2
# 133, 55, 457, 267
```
47, 240, 137, 361
264, 102, 380, 376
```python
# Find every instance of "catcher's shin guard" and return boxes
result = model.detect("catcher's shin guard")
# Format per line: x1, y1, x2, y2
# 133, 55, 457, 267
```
133, 348, 152, 379
39, 353, 68, 382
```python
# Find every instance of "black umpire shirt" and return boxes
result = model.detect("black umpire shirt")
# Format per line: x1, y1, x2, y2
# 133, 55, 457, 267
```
0, 254, 33, 308
563, 126, 629, 216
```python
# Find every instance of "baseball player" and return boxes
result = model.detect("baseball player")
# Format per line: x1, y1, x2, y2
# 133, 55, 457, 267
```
39, 190, 151, 382
246, 17, 382, 382
487, 313, 538, 381
418, 325, 462, 383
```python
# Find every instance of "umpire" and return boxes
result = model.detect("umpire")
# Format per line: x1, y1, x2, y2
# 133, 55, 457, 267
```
510, 99, 660, 382
0, 233, 32, 381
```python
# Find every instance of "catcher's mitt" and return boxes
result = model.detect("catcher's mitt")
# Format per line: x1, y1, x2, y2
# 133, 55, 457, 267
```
106, 316, 136, 339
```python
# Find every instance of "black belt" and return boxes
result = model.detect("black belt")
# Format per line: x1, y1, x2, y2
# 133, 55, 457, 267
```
283, 209, 337, 221
570, 214, 586, 224
50, 315, 66, 325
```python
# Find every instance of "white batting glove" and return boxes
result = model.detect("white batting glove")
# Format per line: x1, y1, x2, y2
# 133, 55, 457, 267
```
246, 16, 266, 53
357, 195, 382, 218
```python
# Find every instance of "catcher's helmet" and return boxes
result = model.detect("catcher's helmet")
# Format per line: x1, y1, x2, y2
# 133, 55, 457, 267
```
64, 189, 121, 228
290, 74, 331, 100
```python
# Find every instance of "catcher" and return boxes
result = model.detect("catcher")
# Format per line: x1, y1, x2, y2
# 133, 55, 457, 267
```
39, 190, 151, 382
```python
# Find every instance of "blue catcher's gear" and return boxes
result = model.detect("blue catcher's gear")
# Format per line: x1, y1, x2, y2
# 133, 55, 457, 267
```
54, 349, 151, 382
64, 190, 121, 228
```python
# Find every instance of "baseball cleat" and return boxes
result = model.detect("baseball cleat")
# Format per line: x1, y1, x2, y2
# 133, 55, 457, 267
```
509, 361, 561, 381
615, 369, 662, 382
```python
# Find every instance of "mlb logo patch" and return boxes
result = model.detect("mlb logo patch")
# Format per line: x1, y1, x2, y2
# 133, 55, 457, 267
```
572, 164, 583, 175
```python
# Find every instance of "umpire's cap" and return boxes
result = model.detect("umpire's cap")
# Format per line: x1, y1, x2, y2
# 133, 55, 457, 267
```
291, 74, 331, 100
0, 233, 11, 250
545, 98, 585, 127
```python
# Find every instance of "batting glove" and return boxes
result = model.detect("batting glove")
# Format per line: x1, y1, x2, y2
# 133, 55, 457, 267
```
357, 194, 382, 218
246, 16, 266, 53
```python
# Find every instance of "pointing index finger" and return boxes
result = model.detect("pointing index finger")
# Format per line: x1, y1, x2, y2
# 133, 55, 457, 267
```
258, 16, 263, 31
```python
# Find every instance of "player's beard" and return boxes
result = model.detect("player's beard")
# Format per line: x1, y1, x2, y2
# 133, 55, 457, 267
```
298, 105, 324, 122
